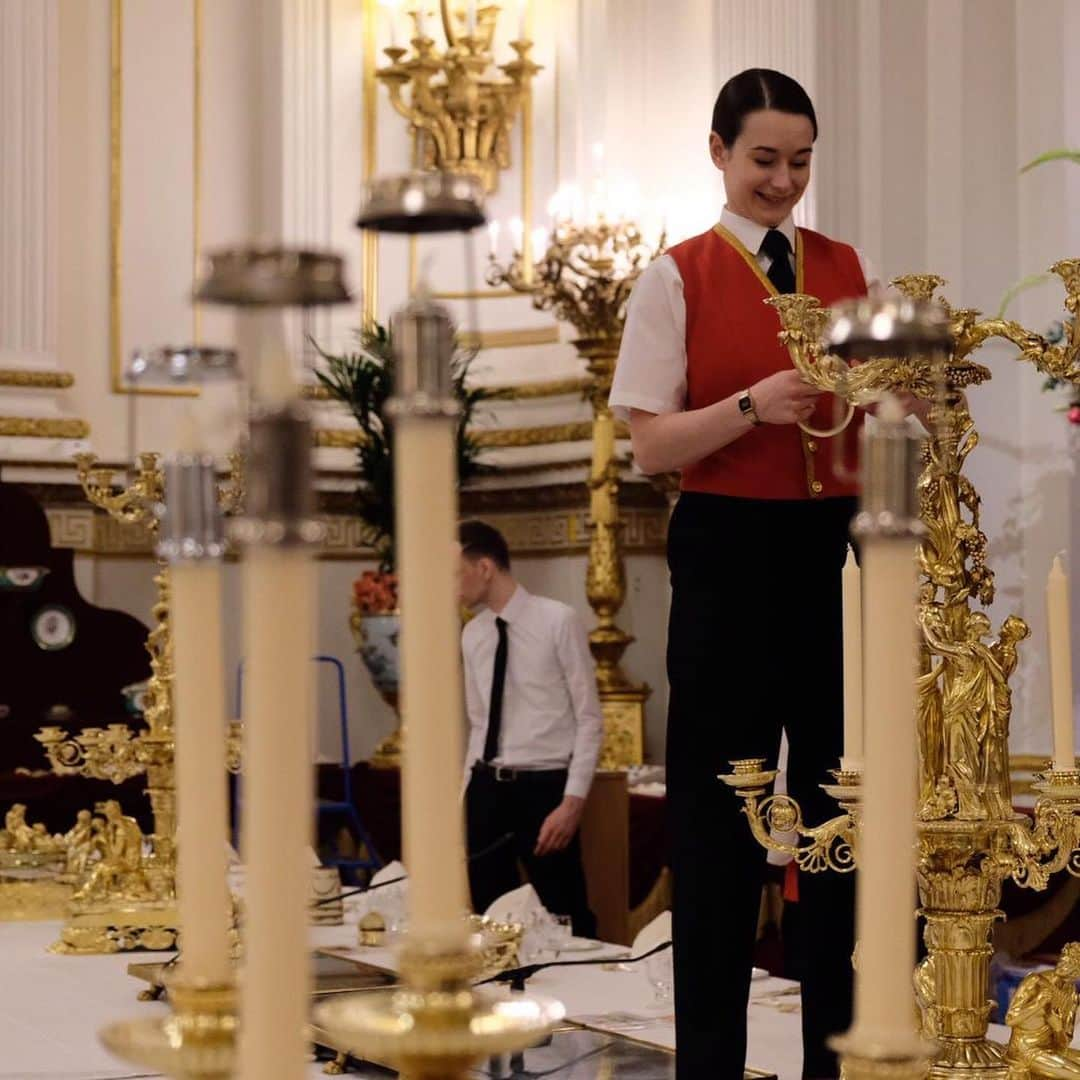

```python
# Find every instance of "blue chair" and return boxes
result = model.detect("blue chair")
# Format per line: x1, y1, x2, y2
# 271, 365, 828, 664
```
232, 655, 383, 884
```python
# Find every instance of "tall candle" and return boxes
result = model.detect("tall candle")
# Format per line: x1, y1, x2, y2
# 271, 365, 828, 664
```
517, 0, 528, 39
466, 0, 476, 35
1047, 555, 1076, 772
237, 546, 316, 1080
170, 558, 231, 984
395, 416, 469, 939
852, 538, 920, 1048
841, 545, 863, 772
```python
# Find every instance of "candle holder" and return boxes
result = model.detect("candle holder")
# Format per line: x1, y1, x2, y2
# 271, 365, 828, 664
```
35, 350, 243, 955
725, 265, 1080, 1079
487, 215, 665, 767
99, 972, 238, 1080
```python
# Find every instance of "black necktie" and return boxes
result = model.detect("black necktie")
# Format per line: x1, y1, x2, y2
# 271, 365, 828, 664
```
760, 228, 796, 294
483, 617, 509, 762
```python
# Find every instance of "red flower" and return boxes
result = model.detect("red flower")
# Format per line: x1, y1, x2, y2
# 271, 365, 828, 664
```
353, 571, 399, 614
1069, 403, 1080, 425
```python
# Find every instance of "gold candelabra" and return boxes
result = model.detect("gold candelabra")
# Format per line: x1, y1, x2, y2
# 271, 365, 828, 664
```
34, 450, 242, 954
377, 1, 540, 193
724, 262, 1080, 1080
488, 215, 665, 767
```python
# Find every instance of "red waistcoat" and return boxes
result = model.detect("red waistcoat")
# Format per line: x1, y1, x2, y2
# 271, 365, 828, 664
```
669, 224, 867, 500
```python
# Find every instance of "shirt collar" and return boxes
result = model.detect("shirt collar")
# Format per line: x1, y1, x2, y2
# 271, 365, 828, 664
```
495, 584, 529, 624
720, 206, 796, 257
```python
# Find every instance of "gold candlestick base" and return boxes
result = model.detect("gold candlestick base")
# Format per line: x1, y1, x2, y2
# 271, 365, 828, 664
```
99, 974, 237, 1079
831, 1033, 935, 1080
314, 934, 562, 1080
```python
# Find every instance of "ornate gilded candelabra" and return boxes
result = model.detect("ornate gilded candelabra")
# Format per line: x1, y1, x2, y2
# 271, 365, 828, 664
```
724, 262, 1080, 1080
377, 1, 540, 193
35, 448, 242, 954
488, 215, 664, 766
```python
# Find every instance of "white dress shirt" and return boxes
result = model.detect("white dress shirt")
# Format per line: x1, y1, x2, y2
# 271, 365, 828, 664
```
609, 207, 876, 420
462, 585, 604, 800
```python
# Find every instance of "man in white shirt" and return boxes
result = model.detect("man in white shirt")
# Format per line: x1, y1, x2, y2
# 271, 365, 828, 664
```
458, 519, 603, 937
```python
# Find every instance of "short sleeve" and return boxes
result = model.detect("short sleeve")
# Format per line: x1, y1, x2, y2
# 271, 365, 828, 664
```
609, 255, 687, 420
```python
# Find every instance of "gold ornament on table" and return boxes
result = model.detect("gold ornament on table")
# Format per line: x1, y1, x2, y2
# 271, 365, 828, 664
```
0, 803, 71, 920
725, 265, 1080, 1080
1003, 942, 1080, 1080
376, 1, 540, 193
34, 446, 243, 954
488, 204, 666, 767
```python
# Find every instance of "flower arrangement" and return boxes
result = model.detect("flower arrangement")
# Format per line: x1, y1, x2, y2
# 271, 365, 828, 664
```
353, 570, 399, 616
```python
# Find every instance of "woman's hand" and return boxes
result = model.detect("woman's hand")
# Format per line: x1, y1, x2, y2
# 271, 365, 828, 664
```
751, 370, 822, 425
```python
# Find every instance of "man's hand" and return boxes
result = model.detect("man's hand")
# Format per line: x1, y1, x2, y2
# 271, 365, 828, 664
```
534, 795, 586, 856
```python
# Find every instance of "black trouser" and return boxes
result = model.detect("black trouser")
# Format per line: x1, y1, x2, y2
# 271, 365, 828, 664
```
666, 492, 857, 1080
465, 763, 597, 939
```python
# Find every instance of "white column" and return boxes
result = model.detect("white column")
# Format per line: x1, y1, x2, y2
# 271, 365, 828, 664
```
1, 0, 58, 369
0, 0, 89, 463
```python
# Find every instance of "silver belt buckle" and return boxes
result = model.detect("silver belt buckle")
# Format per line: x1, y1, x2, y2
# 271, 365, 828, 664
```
494, 764, 514, 782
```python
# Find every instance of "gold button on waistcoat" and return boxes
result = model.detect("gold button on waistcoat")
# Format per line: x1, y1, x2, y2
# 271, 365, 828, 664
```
807, 440, 818, 452
811, 480, 824, 495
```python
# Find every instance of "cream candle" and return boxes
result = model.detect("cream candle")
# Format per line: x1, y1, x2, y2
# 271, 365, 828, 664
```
1047, 555, 1076, 772
841, 545, 863, 773
395, 415, 469, 939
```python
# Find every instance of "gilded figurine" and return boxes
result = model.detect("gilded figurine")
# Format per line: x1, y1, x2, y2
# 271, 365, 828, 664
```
1005, 943, 1080, 1080
62, 809, 97, 877
72, 800, 152, 903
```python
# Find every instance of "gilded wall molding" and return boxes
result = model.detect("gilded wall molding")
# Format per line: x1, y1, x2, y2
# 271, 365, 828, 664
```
303, 374, 589, 403
0, 369, 75, 389
40, 489, 667, 560
0, 417, 90, 439
314, 419, 629, 450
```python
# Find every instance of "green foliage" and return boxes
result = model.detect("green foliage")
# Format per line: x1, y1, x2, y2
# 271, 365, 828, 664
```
313, 322, 490, 572
998, 148, 1080, 316
1019, 148, 1080, 174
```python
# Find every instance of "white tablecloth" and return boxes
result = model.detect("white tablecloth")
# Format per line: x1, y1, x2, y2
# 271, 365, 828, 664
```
3, 918, 1054, 1079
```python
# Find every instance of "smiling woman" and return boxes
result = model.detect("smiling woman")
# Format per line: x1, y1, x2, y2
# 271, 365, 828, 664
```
609, 68, 875, 1080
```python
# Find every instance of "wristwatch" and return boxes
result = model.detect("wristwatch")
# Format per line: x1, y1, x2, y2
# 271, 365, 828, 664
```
737, 388, 762, 426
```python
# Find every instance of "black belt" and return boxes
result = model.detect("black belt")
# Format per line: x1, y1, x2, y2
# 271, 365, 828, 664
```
472, 761, 568, 783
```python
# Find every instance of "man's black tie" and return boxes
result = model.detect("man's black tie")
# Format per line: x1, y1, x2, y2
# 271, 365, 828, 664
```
760, 228, 796, 294
483, 616, 509, 762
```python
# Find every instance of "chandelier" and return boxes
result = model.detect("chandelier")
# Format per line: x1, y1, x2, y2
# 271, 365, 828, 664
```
377, 1, 540, 193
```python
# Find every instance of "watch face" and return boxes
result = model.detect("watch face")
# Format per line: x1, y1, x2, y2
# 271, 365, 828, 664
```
31, 605, 76, 651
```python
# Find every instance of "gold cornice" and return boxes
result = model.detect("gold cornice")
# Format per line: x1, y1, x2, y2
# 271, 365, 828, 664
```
314, 428, 366, 449
0, 369, 75, 389
303, 374, 588, 403
486, 376, 589, 399
471, 419, 629, 447
0, 417, 90, 439
314, 419, 628, 450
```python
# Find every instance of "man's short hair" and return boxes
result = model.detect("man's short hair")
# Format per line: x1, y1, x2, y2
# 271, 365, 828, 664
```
459, 519, 511, 571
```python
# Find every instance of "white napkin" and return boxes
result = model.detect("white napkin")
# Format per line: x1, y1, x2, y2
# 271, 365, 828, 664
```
485, 882, 547, 925
371, 860, 407, 886
632, 910, 671, 954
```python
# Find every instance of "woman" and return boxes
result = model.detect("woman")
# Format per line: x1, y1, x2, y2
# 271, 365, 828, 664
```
610, 69, 874, 1079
